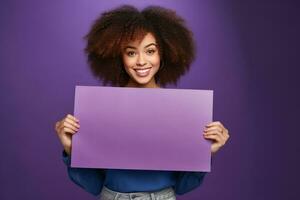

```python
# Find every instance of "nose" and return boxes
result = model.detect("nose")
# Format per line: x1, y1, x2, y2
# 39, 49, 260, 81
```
137, 54, 146, 66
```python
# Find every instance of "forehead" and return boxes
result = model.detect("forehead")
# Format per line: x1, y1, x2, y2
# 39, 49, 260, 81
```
126, 32, 157, 47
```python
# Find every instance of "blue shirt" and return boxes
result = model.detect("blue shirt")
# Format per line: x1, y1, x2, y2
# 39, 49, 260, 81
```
62, 151, 207, 196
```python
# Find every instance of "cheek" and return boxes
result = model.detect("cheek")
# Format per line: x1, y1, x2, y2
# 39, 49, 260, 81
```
122, 56, 136, 70
151, 55, 160, 67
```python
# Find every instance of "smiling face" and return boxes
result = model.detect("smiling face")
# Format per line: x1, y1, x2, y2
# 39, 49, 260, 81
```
122, 33, 161, 88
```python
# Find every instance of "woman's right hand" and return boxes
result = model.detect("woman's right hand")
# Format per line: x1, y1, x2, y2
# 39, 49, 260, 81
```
54, 114, 80, 156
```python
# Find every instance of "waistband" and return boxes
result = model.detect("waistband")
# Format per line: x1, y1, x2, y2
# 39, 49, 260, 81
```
100, 186, 175, 200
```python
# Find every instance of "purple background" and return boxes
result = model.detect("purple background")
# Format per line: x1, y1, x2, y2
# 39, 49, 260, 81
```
0, 0, 299, 199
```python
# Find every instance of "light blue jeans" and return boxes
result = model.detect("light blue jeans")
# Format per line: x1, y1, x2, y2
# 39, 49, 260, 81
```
100, 186, 176, 200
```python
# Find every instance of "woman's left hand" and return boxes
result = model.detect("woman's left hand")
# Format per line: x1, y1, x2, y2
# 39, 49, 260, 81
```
203, 121, 230, 155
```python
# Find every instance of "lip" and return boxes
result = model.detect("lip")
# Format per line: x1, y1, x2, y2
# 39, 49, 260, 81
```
134, 67, 152, 77
133, 67, 152, 70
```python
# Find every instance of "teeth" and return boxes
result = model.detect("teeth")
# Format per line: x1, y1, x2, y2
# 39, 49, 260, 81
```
134, 68, 151, 77
136, 69, 150, 73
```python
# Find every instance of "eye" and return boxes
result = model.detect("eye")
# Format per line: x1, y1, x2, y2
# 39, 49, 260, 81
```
146, 49, 156, 55
126, 51, 136, 57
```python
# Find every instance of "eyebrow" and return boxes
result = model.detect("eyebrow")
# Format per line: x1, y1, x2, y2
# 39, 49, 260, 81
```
125, 43, 157, 50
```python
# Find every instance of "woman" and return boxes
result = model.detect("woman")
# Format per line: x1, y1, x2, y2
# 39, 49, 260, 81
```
55, 5, 229, 200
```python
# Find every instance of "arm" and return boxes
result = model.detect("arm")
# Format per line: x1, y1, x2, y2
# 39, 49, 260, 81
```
62, 151, 106, 196
173, 171, 206, 195
55, 115, 105, 196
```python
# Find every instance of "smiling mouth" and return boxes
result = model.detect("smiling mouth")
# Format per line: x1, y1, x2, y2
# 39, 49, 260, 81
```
134, 67, 151, 77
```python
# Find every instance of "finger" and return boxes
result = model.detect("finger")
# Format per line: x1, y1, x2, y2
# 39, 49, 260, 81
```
65, 118, 80, 129
56, 121, 64, 131
56, 117, 79, 132
204, 129, 224, 136
223, 128, 229, 138
203, 134, 222, 143
58, 126, 76, 135
205, 122, 228, 138
204, 133, 225, 142
66, 114, 79, 122
203, 131, 222, 137
62, 120, 79, 132
224, 130, 230, 142
204, 126, 222, 133
204, 134, 225, 147
225, 128, 229, 135
62, 127, 77, 135
204, 131, 226, 143
206, 121, 225, 129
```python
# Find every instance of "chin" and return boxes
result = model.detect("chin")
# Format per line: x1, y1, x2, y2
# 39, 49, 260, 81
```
132, 76, 153, 86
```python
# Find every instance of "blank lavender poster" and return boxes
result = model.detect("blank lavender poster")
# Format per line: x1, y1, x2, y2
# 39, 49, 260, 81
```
71, 86, 213, 172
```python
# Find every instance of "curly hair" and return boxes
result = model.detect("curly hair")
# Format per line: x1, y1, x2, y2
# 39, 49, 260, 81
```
84, 5, 195, 87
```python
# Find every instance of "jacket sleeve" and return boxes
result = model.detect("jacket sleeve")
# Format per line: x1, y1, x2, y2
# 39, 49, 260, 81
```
173, 171, 207, 195
173, 153, 214, 195
62, 151, 106, 196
